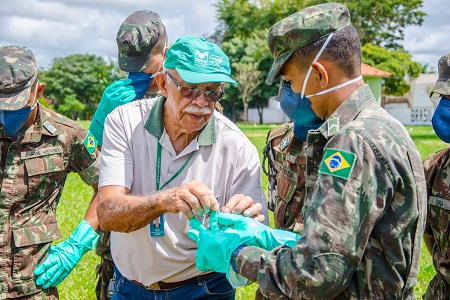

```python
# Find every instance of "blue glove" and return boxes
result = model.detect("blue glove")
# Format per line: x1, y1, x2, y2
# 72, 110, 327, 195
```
127, 72, 153, 99
34, 220, 99, 289
89, 79, 136, 145
211, 213, 300, 250
188, 219, 256, 273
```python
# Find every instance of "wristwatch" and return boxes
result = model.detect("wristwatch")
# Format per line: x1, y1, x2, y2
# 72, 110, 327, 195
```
231, 244, 248, 273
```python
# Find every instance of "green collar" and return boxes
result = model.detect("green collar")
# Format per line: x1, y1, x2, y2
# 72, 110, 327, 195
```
144, 96, 216, 146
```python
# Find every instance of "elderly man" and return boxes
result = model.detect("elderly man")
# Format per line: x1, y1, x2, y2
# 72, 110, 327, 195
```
0, 46, 100, 299
88, 10, 168, 299
423, 52, 450, 300
97, 35, 267, 299
190, 3, 427, 299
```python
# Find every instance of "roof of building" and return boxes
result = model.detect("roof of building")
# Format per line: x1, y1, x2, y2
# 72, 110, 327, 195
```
362, 63, 391, 77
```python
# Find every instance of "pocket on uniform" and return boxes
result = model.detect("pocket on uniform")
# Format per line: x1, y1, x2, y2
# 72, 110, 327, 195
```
275, 165, 299, 203
23, 153, 65, 197
12, 222, 62, 282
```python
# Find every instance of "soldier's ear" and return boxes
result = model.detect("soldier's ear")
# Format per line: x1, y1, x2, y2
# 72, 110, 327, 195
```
36, 83, 45, 98
311, 61, 329, 89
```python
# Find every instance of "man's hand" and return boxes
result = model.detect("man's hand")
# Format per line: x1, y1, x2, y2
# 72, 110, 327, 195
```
34, 220, 99, 289
163, 180, 220, 219
221, 194, 265, 223
188, 217, 255, 273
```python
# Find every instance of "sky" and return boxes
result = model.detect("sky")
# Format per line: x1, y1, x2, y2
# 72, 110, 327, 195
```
1, 0, 448, 72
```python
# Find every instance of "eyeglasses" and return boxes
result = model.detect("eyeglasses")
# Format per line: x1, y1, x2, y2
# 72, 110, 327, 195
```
165, 72, 224, 102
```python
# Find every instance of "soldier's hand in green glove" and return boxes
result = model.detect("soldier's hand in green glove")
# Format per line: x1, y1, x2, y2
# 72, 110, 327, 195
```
34, 220, 100, 289
89, 79, 136, 145
188, 218, 255, 273
210, 212, 300, 250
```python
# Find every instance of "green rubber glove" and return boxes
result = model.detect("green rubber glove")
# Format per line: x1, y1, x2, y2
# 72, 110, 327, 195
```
34, 220, 99, 289
211, 212, 300, 250
188, 218, 256, 273
89, 79, 136, 145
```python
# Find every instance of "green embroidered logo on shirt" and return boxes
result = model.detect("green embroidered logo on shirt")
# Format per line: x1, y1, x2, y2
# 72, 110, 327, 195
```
319, 148, 356, 180
83, 130, 98, 154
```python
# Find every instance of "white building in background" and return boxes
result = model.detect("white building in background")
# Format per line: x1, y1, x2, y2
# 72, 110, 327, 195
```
384, 73, 438, 125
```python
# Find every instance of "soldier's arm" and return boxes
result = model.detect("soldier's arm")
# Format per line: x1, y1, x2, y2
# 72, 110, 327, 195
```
235, 133, 390, 299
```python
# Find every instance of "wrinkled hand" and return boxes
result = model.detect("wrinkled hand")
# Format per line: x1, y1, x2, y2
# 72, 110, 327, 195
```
89, 79, 136, 145
188, 217, 255, 273
34, 220, 99, 289
163, 180, 219, 220
211, 213, 300, 250
128, 72, 152, 99
221, 194, 265, 223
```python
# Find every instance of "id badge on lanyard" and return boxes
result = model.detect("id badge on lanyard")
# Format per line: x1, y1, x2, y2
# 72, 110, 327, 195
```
150, 142, 193, 237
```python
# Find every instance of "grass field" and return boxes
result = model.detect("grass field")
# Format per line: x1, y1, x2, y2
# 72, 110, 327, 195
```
55, 122, 447, 299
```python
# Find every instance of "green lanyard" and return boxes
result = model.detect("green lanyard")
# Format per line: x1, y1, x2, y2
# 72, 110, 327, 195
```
151, 142, 194, 237
156, 142, 194, 191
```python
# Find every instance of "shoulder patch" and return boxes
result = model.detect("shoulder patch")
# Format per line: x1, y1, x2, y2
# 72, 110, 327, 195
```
319, 148, 356, 180
43, 120, 57, 134
83, 130, 98, 154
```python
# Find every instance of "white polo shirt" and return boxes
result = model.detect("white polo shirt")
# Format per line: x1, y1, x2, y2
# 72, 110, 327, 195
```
99, 96, 267, 286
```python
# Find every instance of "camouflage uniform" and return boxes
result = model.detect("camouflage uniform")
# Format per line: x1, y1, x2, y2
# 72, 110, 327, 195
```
422, 52, 450, 300
263, 122, 306, 233
423, 148, 450, 300
0, 104, 100, 299
237, 84, 427, 299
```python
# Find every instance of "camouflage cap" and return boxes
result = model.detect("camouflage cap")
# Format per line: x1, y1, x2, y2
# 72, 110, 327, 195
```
116, 10, 166, 72
266, 2, 351, 85
431, 52, 450, 97
0, 46, 37, 110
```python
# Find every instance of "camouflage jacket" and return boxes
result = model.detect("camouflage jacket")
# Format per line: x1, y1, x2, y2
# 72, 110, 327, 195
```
0, 104, 100, 299
264, 123, 306, 233
237, 84, 427, 299
423, 147, 450, 300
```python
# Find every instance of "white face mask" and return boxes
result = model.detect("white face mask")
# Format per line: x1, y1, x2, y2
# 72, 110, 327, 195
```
301, 33, 362, 98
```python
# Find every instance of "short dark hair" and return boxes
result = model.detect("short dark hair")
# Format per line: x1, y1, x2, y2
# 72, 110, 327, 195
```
290, 25, 361, 78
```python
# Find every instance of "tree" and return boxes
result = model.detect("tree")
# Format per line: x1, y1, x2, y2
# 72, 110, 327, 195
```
57, 94, 86, 120
362, 43, 422, 96
234, 61, 263, 121
39, 54, 124, 119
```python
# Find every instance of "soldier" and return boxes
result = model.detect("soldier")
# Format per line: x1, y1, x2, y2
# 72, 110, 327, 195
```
88, 10, 168, 300
190, 3, 427, 299
0, 46, 100, 299
423, 52, 450, 300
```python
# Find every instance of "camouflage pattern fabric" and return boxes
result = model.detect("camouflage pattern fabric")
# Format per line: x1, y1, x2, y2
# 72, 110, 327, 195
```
116, 10, 166, 72
95, 257, 114, 300
423, 147, 450, 300
0, 46, 38, 111
431, 52, 450, 97
237, 85, 427, 299
0, 104, 100, 299
266, 2, 350, 85
263, 122, 306, 233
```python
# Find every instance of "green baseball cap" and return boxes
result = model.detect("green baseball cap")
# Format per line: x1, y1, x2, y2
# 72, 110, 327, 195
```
431, 52, 450, 97
116, 10, 166, 72
266, 2, 351, 85
164, 35, 237, 85
0, 45, 38, 110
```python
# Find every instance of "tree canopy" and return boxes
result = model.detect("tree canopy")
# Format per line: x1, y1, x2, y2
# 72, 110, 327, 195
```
39, 54, 124, 119
213, 0, 425, 120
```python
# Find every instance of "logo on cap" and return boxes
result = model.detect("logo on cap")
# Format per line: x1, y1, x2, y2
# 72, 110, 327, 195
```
210, 54, 224, 68
195, 50, 209, 66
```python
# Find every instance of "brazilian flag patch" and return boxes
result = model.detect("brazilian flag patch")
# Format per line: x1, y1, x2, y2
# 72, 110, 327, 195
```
83, 130, 98, 154
319, 148, 356, 180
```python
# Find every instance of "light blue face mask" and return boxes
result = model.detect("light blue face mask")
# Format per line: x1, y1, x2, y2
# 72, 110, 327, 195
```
432, 96, 450, 143
0, 100, 38, 136
279, 33, 362, 140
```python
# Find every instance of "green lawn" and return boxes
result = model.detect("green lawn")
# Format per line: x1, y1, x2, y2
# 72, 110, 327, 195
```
55, 122, 447, 299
